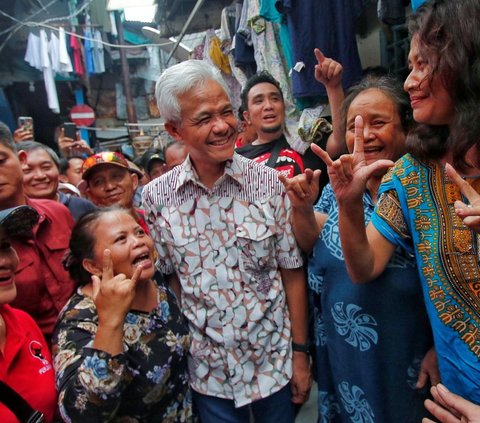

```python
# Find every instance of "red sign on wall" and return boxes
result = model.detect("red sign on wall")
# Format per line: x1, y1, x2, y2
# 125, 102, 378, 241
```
70, 104, 95, 126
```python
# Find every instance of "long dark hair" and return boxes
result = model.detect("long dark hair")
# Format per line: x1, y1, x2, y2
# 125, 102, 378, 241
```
406, 0, 480, 170
63, 207, 125, 286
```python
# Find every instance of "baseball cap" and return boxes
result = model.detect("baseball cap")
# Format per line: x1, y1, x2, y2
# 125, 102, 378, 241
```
0, 206, 39, 237
82, 151, 143, 180
140, 148, 165, 174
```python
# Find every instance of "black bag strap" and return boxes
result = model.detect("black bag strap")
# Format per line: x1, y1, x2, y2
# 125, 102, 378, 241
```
0, 381, 44, 423
265, 138, 284, 169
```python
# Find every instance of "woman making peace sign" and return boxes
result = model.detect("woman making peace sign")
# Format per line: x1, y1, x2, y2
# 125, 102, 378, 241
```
315, 0, 480, 405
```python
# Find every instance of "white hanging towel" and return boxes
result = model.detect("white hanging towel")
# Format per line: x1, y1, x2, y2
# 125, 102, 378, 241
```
49, 31, 60, 73
39, 30, 60, 113
25, 31, 60, 113
58, 27, 74, 74
25, 33, 41, 68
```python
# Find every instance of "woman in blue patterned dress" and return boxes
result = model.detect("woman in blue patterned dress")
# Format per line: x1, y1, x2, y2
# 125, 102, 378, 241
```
312, 0, 480, 409
282, 74, 436, 422
52, 207, 193, 422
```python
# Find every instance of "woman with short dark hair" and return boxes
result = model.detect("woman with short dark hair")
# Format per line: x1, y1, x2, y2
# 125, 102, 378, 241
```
53, 208, 193, 422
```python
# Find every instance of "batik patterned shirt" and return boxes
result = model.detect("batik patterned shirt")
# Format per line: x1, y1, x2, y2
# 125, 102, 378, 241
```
142, 153, 303, 407
52, 274, 193, 422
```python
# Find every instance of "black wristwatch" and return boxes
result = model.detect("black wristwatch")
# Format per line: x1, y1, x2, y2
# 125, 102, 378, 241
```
292, 342, 310, 354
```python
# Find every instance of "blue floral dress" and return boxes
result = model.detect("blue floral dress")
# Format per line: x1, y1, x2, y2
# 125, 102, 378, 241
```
309, 184, 433, 423
52, 273, 193, 422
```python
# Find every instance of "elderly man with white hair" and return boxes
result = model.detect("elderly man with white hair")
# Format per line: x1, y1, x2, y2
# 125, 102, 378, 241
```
142, 60, 311, 422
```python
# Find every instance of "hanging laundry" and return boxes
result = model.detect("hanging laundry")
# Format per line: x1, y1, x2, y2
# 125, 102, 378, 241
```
39, 30, 60, 113
49, 29, 73, 76
260, 0, 293, 69
277, 0, 363, 98
49, 32, 61, 73
70, 34, 85, 76
83, 27, 95, 75
25, 32, 41, 69
209, 36, 231, 74
244, 0, 295, 115
58, 27, 74, 75
220, 5, 249, 87
92, 30, 106, 73
24, 31, 60, 113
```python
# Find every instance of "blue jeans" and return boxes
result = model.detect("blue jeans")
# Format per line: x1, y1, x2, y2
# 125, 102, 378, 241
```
193, 384, 295, 423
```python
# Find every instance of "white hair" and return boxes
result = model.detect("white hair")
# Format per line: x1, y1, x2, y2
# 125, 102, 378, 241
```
155, 60, 230, 124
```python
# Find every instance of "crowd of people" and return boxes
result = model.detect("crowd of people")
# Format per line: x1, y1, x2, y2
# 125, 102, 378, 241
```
1, 0, 480, 422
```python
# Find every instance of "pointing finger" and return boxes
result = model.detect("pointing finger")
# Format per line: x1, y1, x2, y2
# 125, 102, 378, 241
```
445, 163, 480, 206
91, 275, 101, 299
102, 249, 114, 281
130, 263, 143, 287
311, 143, 333, 167
352, 115, 365, 156
314, 48, 325, 65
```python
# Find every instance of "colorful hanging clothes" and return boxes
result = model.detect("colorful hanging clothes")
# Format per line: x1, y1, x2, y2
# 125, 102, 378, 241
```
277, 0, 363, 98
83, 27, 95, 75
372, 154, 480, 403
209, 36, 231, 74
259, 0, 293, 70
70, 33, 85, 76
246, 0, 295, 116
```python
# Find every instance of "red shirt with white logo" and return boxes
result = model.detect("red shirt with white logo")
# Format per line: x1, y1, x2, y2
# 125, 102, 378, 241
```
0, 305, 56, 422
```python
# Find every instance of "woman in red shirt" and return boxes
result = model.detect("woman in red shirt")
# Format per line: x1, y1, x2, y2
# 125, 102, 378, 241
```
0, 206, 57, 423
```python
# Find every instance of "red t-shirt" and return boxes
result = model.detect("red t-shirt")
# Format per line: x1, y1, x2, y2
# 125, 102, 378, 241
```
0, 305, 56, 422
10, 198, 75, 339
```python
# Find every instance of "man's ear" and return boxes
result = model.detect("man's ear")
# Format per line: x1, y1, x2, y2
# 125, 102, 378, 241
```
130, 172, 139, 190
164, 122, 183, 142
58, 174, 69, 183
84, 184, 93, 201
243, 110, 251, 125
82, 258, 102, 277
17, 150, 27, 165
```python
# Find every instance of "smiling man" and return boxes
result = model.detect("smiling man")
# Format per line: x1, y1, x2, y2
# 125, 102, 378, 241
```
0, 123, 75, 341
236, 71, 327, 184
143, 60, 311, 423
81, 151, 149, 233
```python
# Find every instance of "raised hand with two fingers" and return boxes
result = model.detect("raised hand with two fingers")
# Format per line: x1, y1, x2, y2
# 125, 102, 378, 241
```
311, 115, 395, 204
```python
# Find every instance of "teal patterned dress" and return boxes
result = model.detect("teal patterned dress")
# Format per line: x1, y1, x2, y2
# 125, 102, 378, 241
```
372, 154, 480, 403
52, 273, 193, 422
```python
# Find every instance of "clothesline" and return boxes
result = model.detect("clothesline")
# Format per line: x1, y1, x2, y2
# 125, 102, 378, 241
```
45, 22, 103, 29
17, 20, 181, 50
44, 23, 176, 49
0, 0, 95, 52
